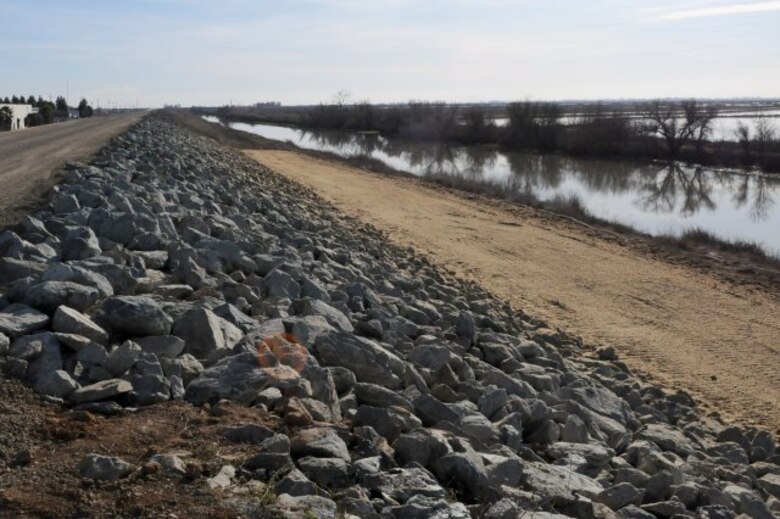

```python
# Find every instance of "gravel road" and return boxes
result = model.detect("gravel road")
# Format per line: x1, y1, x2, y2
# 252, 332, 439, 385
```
0, 112, 145, 227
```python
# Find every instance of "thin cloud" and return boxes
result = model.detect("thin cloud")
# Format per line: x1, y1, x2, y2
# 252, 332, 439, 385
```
659, 1, 780, 20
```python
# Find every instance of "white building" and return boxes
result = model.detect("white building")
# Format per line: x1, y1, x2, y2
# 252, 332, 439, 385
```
0, 104, 39, 130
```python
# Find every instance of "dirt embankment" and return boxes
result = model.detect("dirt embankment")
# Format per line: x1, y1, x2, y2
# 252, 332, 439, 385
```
0, 376, 277, 518
245, 149, 780, 435
0, 112, 146, 228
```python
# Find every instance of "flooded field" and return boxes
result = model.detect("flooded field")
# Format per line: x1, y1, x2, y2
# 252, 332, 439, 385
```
489, 110, 780, 142
205, 116, 780, 258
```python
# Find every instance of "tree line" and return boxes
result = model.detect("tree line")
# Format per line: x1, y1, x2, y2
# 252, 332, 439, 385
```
0, 94, 94, 130
221, 96, 780, 172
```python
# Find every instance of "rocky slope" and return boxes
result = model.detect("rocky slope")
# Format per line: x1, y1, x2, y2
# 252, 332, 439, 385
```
1, 114, 779, 518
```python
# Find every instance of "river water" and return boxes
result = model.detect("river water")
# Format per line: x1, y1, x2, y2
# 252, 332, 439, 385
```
204, 116, 780, 258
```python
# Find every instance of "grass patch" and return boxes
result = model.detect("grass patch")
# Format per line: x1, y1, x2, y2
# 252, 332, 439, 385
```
667, 228, 773, 258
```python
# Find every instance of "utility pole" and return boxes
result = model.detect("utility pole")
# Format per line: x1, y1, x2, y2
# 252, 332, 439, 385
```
66, 80, 69, 107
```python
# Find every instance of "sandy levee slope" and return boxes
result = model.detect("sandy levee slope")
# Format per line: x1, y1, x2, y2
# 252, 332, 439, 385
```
0, 112, 146, 227
246, 149, 780, 434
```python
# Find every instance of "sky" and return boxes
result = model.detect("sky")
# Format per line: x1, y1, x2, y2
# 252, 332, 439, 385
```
1, 0, 778, 107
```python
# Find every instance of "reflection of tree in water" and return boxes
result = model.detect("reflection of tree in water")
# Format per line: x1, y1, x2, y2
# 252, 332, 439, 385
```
502, 153, 652, 195
301, 129, 384, 156
461, 147, 498, 176
297, 126, 779, 223
636, 164, 778, 220
730, 174, 777, 222
637, 164, 715, 215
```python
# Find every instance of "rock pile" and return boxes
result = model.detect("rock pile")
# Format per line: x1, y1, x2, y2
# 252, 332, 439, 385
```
1, 115, 778, 518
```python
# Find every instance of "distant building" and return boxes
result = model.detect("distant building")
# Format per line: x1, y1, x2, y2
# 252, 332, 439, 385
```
0, 104, 39, 130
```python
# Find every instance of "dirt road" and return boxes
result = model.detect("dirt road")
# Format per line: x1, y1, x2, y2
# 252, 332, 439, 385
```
0, 112, 146, 227
247, 149, 780, 434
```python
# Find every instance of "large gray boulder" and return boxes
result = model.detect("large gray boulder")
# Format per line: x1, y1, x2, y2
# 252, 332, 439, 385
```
41, 263, 114, 298
432, 448, 490, 502
69, 378, 133, 404
290, 427, 350, 461
52, 306, 108, 344
184, 352, 299, 405
34, 369, 79, 398
314, 332, 406, 389
104, 341, 141, 376
0, 258, 47, 284
0, 304, 49, 337
172, 307, 228, 359
132, 335, 185, 358
595, 482, 644, 510
521, 461, 604, 504
296, 456, 352, 489
61, 227, 101, 260
24, 281, 100, 313
21, 332, 63, 385
262, 269, 300, 299
354, 382, 413, 411
268, 494, 337, 519
274, 469, 317, 497
291, 298, 353, 333
353, 405, 422, 442
360, 467, 447, 503
129, 374, 170, 405
101, 296, 172, 336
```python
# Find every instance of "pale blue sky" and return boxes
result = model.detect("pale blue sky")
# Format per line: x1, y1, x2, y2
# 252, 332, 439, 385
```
1, 0, 778, 107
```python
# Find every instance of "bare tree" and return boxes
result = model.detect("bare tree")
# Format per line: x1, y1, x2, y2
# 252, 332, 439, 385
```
687, 103, 718, 154
642, 100, 715, 156
753, 118, 776, 154
331, 89, 352, 107
735, 122, 751, 157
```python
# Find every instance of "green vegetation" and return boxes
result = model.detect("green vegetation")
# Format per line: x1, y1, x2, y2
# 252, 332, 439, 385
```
0, 93, 94, 130
0, 106, 13, 131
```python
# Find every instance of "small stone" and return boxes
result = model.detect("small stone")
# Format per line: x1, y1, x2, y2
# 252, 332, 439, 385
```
70, 378, 132, 404
597, 346, 618, 361
206, 465, 235, 489
78, 454, 135, 481
149, 453, 186, 475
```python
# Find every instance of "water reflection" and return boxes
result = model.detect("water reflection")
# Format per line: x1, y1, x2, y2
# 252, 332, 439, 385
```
205, 117, 780, 257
